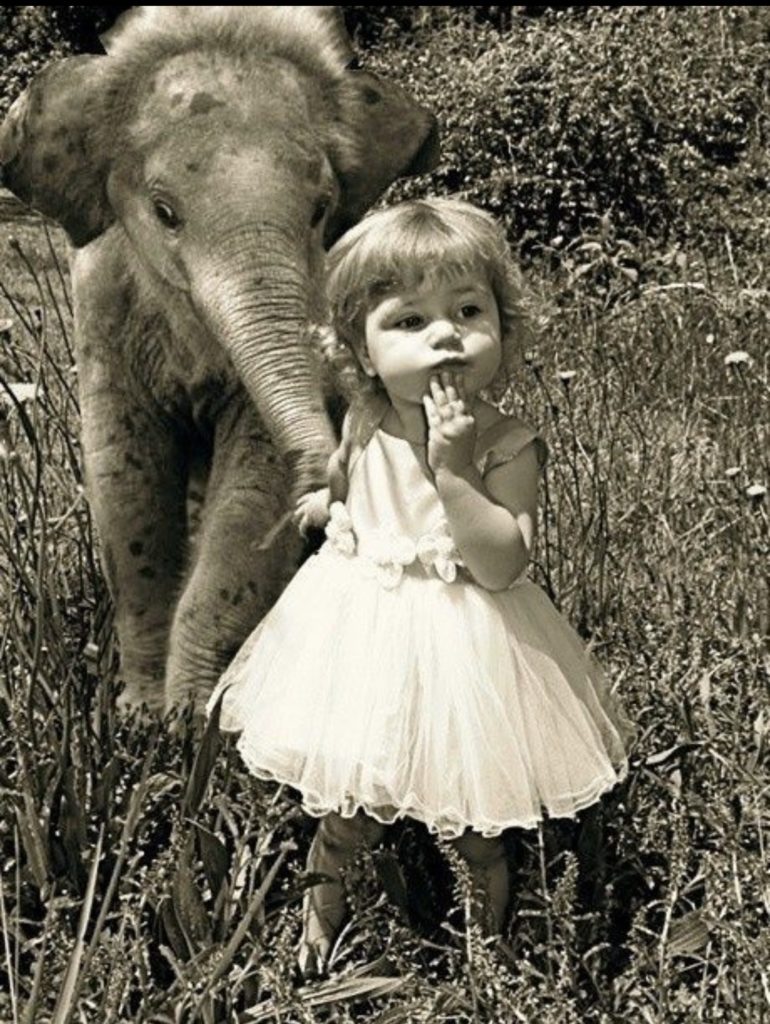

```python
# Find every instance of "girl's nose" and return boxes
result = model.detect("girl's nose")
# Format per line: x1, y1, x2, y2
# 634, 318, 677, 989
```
429, 319, 462, 349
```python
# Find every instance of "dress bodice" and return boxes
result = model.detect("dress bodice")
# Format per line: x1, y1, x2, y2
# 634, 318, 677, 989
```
323, 429, 462, 588
348, 430, 445, 554
323, 419, 547, 589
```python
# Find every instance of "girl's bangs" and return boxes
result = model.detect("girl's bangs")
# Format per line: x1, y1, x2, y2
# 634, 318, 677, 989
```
355, 207, 499, 299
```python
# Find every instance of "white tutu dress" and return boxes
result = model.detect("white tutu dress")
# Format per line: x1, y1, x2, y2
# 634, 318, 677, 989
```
209, 409, 631, 839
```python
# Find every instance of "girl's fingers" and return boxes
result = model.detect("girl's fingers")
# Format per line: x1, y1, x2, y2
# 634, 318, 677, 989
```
292, 508, 309, 534
439, 370, 466, 418
423, 394, 441, 427
429, 377, 452, 419
427, 375, 472, 431
440, 370, 460, 406
429, 375, 445, 403
432, 375, 462, 420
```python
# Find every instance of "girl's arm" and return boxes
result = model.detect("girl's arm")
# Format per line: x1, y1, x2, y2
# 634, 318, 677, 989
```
327, 435, 351, 504
434, 447, 539, 590
424, 375, 540, 590
293, 414, 352, 534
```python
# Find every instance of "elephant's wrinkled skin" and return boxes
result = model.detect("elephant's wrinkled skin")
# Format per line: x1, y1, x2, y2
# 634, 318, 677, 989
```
0, 7, 438, 713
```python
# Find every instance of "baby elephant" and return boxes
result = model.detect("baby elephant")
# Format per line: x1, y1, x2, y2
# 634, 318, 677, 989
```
0, 6, 438, 713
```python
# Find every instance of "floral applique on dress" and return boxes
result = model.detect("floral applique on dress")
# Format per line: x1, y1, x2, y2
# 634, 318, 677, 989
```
325, 501, 463, 589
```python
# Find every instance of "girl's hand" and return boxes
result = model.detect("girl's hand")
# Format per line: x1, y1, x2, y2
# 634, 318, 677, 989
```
423, 372, 477, 476
293, 487, 331, 535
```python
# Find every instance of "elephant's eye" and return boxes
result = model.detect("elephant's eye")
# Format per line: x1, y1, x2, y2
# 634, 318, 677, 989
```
310, 198, 329, 229
153, 198, 181, 230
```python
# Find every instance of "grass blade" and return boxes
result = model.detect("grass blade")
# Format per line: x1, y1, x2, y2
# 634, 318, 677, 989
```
51, 825, 104, 1024
0, 871, 19, 1024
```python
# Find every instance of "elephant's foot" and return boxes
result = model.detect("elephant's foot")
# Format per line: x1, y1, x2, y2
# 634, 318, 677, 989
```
115, 674, 166, 715
114, 625, 173, 716
163, 596, 254, 718
115, 679, 206, 743
163, 671, 221, 719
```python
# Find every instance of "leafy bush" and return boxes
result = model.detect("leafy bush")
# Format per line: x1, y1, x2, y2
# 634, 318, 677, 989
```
0, 8, 69, 119
48, 5, 128, 52
344, 5, 522, 47
368, 6, 769, 266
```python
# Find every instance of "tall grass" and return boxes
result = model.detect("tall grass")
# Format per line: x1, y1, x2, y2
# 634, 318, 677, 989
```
0, 214, 767, 1022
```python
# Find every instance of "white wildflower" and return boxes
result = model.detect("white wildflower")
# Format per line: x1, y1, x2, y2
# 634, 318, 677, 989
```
0, 382, 38, 404
725, 466, 740, 479
746, 483, 766, 500
724, 351, 751, 367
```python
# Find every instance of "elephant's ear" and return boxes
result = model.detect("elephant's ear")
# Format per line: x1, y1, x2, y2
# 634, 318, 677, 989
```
326, 70, 440, 245
0, 56, 114, 247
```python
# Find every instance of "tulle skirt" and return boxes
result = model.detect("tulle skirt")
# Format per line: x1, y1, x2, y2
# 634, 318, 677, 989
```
208, 546, 631, 839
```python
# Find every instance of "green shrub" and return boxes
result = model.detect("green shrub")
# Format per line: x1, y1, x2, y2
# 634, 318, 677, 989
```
369, 6, 769, 266
344, 5, 522, 48
0, 8, 70, 118
48, 6, 127, 52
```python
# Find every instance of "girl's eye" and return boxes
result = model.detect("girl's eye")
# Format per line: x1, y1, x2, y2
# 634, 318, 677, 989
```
395, 315, 423, 330
460, 303, 482, 318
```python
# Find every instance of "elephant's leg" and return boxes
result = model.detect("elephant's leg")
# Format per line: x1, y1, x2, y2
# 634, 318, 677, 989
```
82, 395, 187, 712
165, 403, 301, 712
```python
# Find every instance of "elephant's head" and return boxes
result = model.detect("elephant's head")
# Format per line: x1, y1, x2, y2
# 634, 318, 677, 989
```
0, 6, 439, 495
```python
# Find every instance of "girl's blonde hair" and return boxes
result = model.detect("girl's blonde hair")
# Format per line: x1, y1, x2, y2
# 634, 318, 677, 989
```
323, 197, 538, 402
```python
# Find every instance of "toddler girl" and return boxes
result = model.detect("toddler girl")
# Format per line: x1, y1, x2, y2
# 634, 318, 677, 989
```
208, 198, 631, 976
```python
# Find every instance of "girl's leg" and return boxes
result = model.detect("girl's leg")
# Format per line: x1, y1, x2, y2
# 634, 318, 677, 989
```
450, 832, 509, 934
300, 811, 385, 976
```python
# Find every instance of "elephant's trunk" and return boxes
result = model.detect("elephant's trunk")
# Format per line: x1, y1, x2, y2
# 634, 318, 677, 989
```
194, 229, 337, 499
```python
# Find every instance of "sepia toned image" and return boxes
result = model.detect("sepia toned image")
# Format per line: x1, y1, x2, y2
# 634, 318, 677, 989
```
0, 7, 767, 1021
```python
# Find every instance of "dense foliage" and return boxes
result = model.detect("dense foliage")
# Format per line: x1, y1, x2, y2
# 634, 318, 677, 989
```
0, 8, 69, 120
367, 7, 769, 272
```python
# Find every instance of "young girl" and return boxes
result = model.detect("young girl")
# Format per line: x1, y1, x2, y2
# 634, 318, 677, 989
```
207, 198, 631, 976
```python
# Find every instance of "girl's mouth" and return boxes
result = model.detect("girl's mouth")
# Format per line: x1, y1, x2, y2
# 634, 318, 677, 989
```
433, 356, 468, 369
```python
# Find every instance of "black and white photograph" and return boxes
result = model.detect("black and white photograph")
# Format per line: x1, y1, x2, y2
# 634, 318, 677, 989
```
0, 6, 767, 1021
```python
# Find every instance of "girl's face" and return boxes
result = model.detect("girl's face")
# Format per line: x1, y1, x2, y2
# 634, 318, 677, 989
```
361, 272, 502, 403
